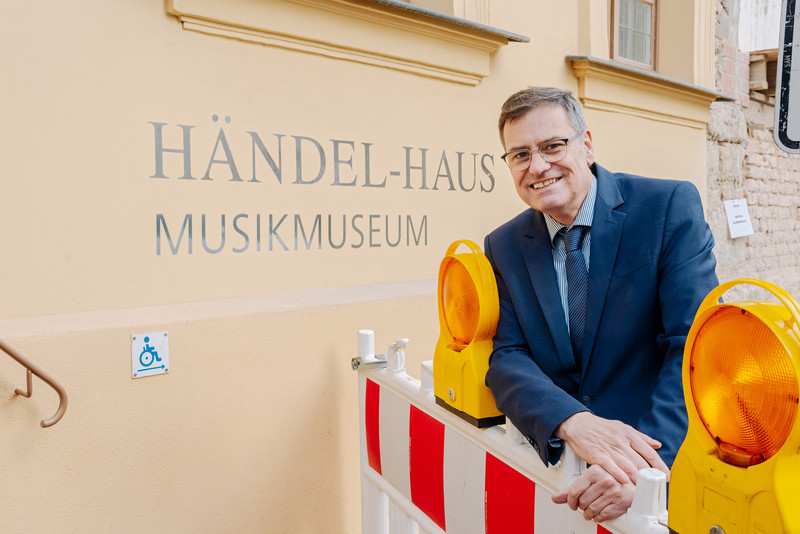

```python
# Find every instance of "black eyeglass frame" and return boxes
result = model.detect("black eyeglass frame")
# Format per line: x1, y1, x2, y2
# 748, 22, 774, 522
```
500, 132, 583, 169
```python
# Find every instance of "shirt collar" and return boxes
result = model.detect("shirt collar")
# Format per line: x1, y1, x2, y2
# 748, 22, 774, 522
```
544, 174, 597, 246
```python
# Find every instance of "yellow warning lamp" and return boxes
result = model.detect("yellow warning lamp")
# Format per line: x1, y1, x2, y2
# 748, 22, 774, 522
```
669, 278, 800, 534
433, 239, 504, 427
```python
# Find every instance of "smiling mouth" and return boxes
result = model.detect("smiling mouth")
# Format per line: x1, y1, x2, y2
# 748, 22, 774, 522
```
532, 177, 560, 190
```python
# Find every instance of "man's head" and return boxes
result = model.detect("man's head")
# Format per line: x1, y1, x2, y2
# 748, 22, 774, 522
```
498, 87, 595, 225
498, 87, 588, 149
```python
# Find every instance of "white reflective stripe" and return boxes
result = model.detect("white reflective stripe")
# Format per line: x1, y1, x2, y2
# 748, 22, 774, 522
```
534, 485, 597, 534
443, 426, 486, 534
378, 384, 411, 501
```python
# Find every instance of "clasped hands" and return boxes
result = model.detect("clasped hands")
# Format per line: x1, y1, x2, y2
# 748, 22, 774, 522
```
550, 412, 669, 523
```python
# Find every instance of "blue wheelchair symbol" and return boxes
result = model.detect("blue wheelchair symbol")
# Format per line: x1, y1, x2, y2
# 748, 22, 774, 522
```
139, 336, 162, 368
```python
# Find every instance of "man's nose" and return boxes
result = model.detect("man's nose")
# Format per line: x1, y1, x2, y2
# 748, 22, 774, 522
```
526, 151, 550, 174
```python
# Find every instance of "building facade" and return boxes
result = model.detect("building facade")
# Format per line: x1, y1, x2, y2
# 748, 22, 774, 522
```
1, 1, 725, 531
707, 0, 800, 302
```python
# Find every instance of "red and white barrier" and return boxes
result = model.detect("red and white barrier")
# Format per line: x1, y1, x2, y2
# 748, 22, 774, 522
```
354, 330, 669, 534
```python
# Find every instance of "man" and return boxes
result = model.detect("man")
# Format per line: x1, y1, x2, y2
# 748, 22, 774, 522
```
484, 87, 718, 522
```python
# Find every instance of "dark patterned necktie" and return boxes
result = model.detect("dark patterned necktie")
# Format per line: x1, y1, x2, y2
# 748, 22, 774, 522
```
561, 226, 588, 366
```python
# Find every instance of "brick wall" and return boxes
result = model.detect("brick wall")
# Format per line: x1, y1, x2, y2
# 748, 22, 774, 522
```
708, 1, 800, 302
719, 43, 751, 107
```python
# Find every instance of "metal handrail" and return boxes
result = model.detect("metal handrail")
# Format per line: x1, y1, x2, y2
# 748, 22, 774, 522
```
0, 338, 68, 427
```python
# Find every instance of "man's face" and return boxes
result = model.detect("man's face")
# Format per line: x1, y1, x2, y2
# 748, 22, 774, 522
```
502, 105, 595, 225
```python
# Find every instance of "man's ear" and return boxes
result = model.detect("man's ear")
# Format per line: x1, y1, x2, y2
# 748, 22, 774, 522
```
583, 130, 594, 166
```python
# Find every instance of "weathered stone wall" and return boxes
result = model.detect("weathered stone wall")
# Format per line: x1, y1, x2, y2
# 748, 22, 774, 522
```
709, 0, 800, 301
741, 100, 800, 295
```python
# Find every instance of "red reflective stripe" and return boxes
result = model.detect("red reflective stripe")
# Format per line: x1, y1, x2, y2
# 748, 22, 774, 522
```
596, 526, 613, 534
365, 379, 381, 474
409, 405, 446, 531
485, 452, 535, 533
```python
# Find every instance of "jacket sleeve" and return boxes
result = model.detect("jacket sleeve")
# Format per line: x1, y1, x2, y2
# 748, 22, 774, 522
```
484, 234, 588, 466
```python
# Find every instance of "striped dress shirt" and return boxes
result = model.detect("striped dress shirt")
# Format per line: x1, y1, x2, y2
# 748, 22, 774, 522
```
543, 176, 598, 332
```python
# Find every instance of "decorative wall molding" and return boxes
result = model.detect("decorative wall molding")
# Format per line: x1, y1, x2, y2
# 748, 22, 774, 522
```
567, 55, 731, 129
167, 0, 528, 85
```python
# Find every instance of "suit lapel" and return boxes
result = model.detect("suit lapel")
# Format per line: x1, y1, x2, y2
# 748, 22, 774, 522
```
581, 165, 625, 375
520, 212, 576, 372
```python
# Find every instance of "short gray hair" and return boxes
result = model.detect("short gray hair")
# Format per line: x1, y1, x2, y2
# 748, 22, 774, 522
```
498, 87, 587, 148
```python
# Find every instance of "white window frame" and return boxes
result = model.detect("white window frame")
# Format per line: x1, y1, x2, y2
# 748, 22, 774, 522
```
612, 0, 657, 70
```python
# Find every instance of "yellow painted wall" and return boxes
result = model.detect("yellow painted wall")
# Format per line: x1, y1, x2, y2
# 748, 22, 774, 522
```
0, 0, 717, 532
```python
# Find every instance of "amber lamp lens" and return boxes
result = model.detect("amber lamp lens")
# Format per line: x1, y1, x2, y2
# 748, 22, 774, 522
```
442, 261, 480, 346
690, 307, 799, 462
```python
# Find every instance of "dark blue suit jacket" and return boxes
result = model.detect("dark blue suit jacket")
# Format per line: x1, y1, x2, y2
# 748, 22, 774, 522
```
484, 163, 718, 468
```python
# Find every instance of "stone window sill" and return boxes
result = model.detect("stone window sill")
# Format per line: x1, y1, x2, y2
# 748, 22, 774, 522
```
167, 0, 529, 85
567, 55, 731, 129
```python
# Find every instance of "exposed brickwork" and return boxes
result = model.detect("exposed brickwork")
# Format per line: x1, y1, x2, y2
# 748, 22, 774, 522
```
708, 1, 800, 302
719, 43, 751, 107
708, 102, 800, 301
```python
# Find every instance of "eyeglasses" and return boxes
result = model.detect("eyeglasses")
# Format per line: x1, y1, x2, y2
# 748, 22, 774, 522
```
500, 132, 583, 172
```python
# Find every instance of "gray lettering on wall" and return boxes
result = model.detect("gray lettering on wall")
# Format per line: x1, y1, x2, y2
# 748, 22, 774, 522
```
362, 143, 384, 188
480, 154, 495, 193
202, 214, 226, 253
269, 214, 289, 251
233, 214, 249, 253
156, 213, 192, 255
403, 146, 428, 190
249, 132, 284, 183
293, 136, 326, 185
150, 123, 195, 180
149, 116, 497, 192
203, 116, 240, 181
156, 213, 429, 255
295, 214, 322, 250
149, 115, 492, 257
385, 215, 401, 247
407, 216, 427, 246
331, 139, 357, 186
350, 215, 364, 248
456, 153, 475, 192
433, 151, 456, 191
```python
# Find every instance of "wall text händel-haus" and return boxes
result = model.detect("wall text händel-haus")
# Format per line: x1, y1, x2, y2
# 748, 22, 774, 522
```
150, 116, 496, 254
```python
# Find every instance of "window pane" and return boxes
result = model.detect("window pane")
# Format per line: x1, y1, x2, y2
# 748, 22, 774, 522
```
617, 0, 653, 66
621, 0, 632, 26
619, 28, 630, 59
636, 2, 648, 30
634, 31, 646, 64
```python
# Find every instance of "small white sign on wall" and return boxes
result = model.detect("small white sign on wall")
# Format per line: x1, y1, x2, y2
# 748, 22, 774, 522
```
132, 331, 170, 378
723, 198, 755, 239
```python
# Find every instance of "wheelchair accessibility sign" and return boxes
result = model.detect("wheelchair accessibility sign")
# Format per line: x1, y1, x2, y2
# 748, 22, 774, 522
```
132, 331, 170, 378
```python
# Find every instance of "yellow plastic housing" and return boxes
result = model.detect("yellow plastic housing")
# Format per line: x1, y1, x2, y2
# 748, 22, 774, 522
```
669, 279, 800, 534
433, 240, 503, 427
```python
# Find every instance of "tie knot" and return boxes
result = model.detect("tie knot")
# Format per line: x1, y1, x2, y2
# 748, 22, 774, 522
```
561, 226, 586, 252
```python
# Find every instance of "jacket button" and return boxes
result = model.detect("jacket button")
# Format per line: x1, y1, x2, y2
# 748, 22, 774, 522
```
580, 395, 592, 407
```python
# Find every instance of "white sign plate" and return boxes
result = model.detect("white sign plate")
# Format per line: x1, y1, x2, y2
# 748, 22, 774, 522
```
132, 331, 170, 378
724, 198, 755, 239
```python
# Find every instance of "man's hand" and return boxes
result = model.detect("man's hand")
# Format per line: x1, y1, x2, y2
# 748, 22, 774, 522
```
552, 465, 635, 522
554, 412, 669, 484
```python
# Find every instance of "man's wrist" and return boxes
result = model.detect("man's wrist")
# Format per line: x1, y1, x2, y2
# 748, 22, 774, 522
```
554, 410, 591, 441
